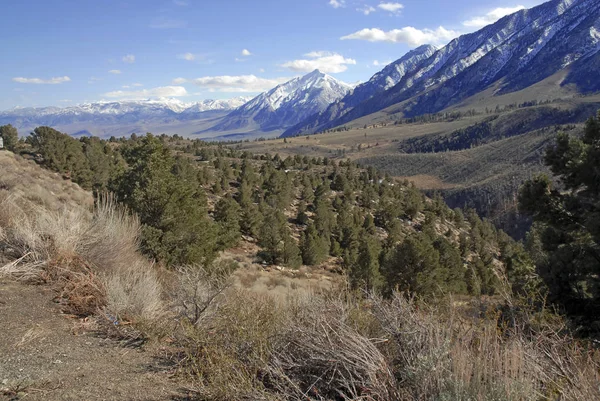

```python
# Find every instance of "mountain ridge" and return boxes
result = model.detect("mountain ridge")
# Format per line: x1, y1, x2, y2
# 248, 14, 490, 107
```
282, 0, 600, 137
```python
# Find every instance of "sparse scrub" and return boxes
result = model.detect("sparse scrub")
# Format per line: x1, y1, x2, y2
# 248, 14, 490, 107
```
0, 188, 164, 332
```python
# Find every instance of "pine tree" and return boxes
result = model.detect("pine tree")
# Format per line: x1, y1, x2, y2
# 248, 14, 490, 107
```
300, 223, 328, 266
214, 194, 242, 249
26, 126, 92, 188
0, 124, 19, 151
350, 234, 382, 291
282, 231, 302, 269
383, 233, 442, 295
519, 111, 600, 312
259, 208, 285, 264
114, 134, 217, 266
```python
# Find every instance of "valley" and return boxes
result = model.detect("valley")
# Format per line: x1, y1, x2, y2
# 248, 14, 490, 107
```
2, 1, 600, 399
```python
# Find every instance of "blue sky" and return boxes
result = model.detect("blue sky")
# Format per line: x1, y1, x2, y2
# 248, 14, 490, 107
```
0, 0, 546, 109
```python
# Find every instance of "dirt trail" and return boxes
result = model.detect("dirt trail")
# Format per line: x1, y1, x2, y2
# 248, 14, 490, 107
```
0, 280, 184, 401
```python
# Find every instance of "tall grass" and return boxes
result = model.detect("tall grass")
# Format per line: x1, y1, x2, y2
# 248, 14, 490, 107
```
0, 191, 164, 326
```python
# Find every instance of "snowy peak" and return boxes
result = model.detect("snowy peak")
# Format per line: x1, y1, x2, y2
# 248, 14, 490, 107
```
244, 70, 351, 112
211, 70, 352, 133
0, 97, 251, 119
0, 97, 252, 136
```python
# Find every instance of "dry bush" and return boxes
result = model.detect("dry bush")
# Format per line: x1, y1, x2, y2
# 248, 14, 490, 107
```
369, 293, 600, 401
0, 190, 164, 331
174, 288, 397, 401
266, 296, 398, 401
176, 290, 283, 400
82, 193, 141, 272
103, 259, 164, 322
174, 265, 231, 326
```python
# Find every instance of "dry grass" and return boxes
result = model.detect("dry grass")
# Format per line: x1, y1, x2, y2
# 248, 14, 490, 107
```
0, 164, 165, 334
170, 285, 600, 401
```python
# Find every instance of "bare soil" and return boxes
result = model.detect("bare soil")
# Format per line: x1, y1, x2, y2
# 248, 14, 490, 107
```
0, 280, 186, 401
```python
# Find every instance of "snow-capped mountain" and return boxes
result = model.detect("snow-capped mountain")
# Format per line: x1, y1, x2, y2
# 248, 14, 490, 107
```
283, 0, 600, 137
0, 97, 251, 129
209, 70, 352, 133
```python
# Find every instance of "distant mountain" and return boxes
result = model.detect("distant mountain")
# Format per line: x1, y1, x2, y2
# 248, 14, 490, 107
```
0, 97, 251, 133
209, 70, 352, 134
282, 0, 600, 137
280, 45, 437, 137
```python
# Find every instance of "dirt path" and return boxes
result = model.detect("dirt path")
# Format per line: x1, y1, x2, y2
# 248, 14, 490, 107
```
0, 280, 185, 401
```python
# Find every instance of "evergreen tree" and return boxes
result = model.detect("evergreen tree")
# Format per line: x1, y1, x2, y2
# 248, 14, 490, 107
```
383, 233, 442, 296
0, 124, 19, 151
350, 234, 382, 291
259, 209, 285, 264
26, 126, 92, 187
214, 194, 242, 249
240, 203, 263, 238
300, 223, 328, 266
282, 230, 302, 268
115, 134, 217, 266
519, 111, 600, 312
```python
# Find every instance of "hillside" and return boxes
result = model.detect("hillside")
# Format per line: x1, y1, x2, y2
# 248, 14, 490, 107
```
1, 128, 599, 399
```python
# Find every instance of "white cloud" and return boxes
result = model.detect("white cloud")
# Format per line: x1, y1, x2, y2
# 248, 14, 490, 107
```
241, 49, 252, 56
150, 18, 187, 29
259, 68, 266, 73
12, 76, 71, 84
329, 0, 345, 8
179, 75, 291, 92
178, 52, 196, 61
109, 69, 122, 74
103, 86, 188, 99
378, 2, 404, 14
281, 51, 357, 73
132, 83, 143, 87
463, 6, 525, 28
372, 59, 392, 67
341, 26, 458, 46
122, 85, 130, 89
358, 5, 376, 15
88, 76, 100, 84
122, 54, 135, 64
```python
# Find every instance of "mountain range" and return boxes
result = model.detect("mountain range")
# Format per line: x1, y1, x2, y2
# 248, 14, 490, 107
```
2, 0, 599, 140
282, 0, 600, 136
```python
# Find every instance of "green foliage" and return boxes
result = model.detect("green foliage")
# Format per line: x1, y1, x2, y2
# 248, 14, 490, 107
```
258, 208, 287, 264
281, 231, 302, 269
300, 223, 329, 266
21, 125, 528, 300
519, 111, 600, 312
214, 194, 242, 249
114, 134, 217, 266
0, 124, 19, 151
27, 126, 91, 185
383, 232, 442, 296
350, 234, 382, 291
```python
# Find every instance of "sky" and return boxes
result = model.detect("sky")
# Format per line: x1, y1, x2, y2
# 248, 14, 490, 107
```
0, 0, 547, 110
